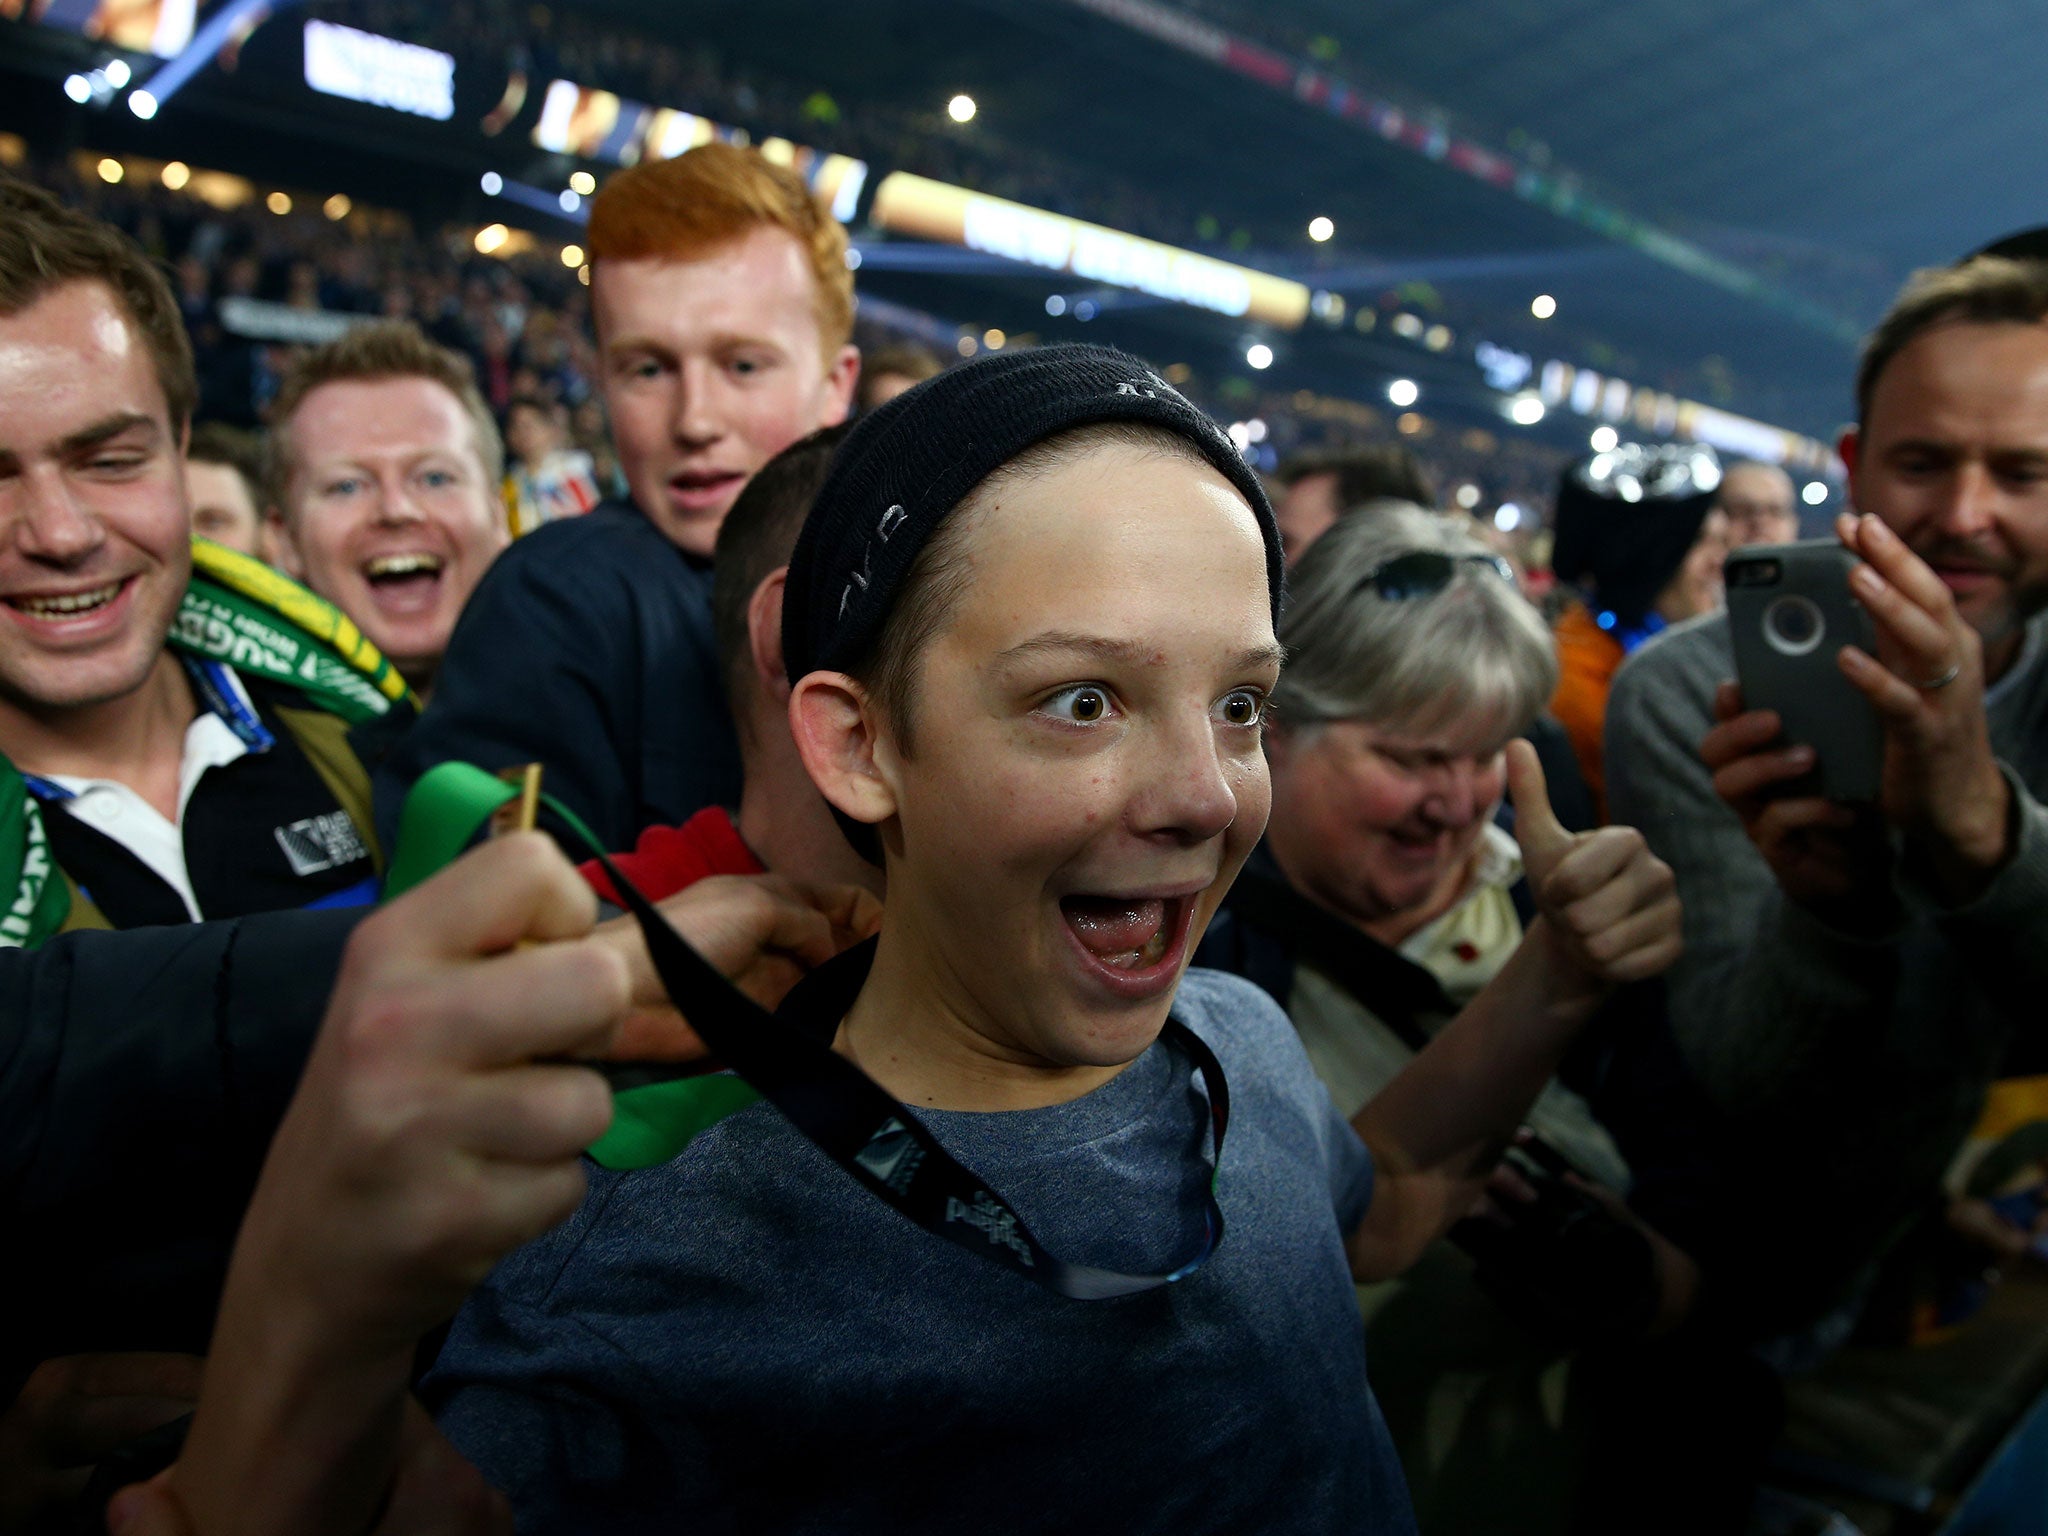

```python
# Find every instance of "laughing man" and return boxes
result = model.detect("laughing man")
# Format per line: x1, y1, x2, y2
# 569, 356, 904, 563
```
0, 180, 398, 929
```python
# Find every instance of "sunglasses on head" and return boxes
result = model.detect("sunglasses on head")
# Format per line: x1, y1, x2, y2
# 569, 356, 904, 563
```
1356, 550, 1516, 602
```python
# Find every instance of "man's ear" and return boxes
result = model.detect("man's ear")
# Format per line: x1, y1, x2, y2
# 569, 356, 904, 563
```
820, 344, 861, 427
746, 567, 792, 707
788, 670, 897, 832
1836, 425, 1860, 511
263, 511, 303, 579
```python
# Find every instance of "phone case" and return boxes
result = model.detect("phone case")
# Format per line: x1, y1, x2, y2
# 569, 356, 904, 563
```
1725, 540, 1884, 803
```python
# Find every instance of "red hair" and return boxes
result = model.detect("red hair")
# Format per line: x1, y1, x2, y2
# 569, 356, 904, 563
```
587, 143, 853, 357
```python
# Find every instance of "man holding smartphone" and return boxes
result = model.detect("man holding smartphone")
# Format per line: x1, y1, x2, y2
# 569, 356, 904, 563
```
1604, 252, 2048, 1337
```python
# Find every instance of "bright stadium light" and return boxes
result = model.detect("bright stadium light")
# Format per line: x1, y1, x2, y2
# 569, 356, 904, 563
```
128, 90, 159, 119
161, 161, 191, 191
1045, 294, 1068, 317
1803, 480, 1829, 506
1387, 378, 1419, 408
1245, 343, 1274, 370
1531, 294, 1558, 319
1495, 502, 1525, 532
266, 191, 292, 215
323, 193, 351, 220
1589, 425, 1620, 453
561, 243, 585, 268
474, 223, 509, 255
480, 171, 503, 195
558, 188, 581, 213
97, 158, 124, 185
1509, 394, 1545, 425
1307, 215, 1334, 242
568, 170, 596, 195
948, 94, 977, 124
104, 59, 131, 89
64, 74, 92, 103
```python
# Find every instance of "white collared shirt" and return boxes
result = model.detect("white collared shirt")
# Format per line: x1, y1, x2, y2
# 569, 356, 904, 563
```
39, 668, 259, 921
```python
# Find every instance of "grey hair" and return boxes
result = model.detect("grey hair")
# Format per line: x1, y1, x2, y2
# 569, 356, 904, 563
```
1271, 501, 1558, 741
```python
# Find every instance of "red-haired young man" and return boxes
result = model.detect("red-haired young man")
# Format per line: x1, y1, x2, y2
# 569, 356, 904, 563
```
378, 143, 859, 852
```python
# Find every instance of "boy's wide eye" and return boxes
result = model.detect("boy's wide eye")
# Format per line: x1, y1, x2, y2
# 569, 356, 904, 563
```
1042, 685, 1111, 724
1217, 689, 1265, 727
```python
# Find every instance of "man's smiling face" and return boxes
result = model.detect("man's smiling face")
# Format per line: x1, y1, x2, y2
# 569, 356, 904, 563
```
1846, 319, 2048, 655
0, 280, 191, 718
275, 374, 507, 688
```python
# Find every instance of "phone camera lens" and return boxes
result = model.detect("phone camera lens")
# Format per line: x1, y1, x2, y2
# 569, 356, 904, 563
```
1764, 595, 1825, 657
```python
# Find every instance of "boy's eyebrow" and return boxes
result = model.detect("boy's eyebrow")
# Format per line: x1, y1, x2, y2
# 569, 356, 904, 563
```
995, 630, 1283, 673
61, 411, 160, 455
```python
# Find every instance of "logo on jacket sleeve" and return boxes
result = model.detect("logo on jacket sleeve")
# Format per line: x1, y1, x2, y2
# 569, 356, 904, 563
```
274, 810, 370, 877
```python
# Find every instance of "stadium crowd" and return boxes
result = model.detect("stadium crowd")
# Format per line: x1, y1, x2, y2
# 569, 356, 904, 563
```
0, 122, 2045, 1536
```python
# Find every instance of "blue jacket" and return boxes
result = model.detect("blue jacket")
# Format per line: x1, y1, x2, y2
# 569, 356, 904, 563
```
376, 504, 743, 855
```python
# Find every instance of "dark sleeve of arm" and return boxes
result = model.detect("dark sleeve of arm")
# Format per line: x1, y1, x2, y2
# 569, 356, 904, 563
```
374, 534, 636, 853
0, 908, 359, 1218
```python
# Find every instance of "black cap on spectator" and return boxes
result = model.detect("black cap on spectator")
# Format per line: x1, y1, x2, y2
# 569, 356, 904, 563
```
1550, 442, 1722, 629
1967, 227, 2048, 264
782, 343, 1282, 683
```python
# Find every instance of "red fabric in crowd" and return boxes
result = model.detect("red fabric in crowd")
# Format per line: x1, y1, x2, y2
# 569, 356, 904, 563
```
579, 806, 764, 904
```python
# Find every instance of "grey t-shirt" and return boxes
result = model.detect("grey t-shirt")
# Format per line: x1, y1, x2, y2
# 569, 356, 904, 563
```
427, 967, 1413, 1533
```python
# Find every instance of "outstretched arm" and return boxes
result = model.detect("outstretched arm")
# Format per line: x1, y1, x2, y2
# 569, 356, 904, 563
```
116, 847, 873, 1536
1347, 742, 1681, 1280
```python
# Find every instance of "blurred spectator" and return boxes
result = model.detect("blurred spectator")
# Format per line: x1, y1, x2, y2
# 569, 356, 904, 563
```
1547, 445, 1728, 813
1606, 254, 2048, 1337
264, 321, 509, 699
1716, 458, 1801, 547
1271, 444, 1438, 564
377, 142, 859, 854
182, 422, 264, 558
854, 343, 942, 412
569, 395, 628, 500
503, 393, 601, 535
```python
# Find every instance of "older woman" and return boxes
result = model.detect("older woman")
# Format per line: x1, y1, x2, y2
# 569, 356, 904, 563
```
1199, 503, 1732, 1536
1207, 505, 1619, 1132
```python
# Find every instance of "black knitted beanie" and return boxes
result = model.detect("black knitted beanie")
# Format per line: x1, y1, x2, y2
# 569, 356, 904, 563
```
782, 343, 1282, 685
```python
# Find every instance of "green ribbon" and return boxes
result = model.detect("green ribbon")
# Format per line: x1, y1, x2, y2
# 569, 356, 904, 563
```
389, 762, 763, 1170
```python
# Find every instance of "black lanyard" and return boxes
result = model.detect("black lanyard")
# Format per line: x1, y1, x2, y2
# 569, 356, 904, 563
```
586, 844, 1231, 1300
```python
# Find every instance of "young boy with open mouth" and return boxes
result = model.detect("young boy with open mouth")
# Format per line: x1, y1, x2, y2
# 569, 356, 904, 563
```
424, 345, 1682, 1531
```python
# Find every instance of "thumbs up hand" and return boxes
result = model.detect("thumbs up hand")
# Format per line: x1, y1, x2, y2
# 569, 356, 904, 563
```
1507, 740, 1683, 997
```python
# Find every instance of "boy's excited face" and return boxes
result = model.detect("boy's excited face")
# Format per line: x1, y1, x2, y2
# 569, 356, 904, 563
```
802, 436, 1279, 1100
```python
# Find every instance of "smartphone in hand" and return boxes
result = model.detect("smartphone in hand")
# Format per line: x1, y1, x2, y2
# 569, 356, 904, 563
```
1725, 540, 1884, 803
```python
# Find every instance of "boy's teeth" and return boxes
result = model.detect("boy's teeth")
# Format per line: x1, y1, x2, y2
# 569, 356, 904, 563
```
13, 583, 120, 617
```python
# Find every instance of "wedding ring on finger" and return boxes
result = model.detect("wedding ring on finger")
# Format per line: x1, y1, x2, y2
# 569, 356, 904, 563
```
1916, 658, 1962, 691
